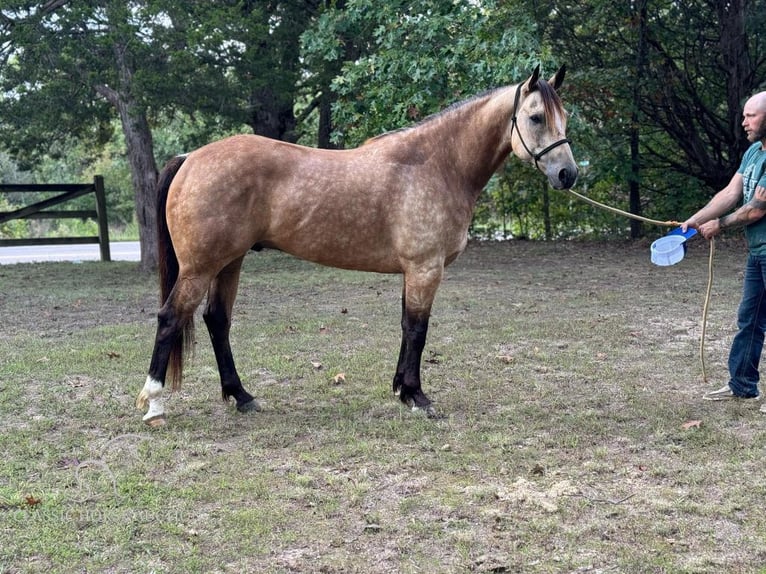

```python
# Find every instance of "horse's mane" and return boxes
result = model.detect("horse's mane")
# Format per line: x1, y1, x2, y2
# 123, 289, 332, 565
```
364, 79, 565, 146
363, 88, 500, 145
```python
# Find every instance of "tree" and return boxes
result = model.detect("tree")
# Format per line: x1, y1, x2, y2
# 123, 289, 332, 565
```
540, 0, 766, 236
0, 1, 312, 269
1, 1, 188, 268
302, 0, 545, 147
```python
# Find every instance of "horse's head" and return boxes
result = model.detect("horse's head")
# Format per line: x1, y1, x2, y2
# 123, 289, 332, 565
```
510, 65, 578, 190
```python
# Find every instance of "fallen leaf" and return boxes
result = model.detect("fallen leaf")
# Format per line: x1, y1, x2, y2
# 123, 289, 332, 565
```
681, 420, 702, 430
311, 361, 323, 370
332, 373, 346, 384
106, 351, 121, 359
24, 495, 42, 507
496, 354, 514, 364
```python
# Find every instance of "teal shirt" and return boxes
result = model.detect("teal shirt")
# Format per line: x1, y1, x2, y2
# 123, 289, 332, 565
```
738, 143, 766, 254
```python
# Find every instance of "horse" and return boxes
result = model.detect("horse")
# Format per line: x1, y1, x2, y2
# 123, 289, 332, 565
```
136, 65, 578, 426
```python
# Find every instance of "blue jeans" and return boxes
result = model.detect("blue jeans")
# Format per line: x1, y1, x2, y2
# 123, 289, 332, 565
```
728, 253, 766, 397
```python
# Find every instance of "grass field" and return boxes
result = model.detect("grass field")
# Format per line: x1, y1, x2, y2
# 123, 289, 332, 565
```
1, 238, 765, 573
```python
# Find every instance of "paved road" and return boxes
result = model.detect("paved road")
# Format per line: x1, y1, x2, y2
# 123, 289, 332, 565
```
0, 241, 141, 264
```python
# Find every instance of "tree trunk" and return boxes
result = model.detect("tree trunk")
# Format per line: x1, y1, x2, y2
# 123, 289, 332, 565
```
96, 37, 159, 271
542, 180, 552, 240
117, 101, 159, 271
317, 90, 339, 149
248, 86, 298, 143
629, 0, 648, 239
718, 0, 752, 161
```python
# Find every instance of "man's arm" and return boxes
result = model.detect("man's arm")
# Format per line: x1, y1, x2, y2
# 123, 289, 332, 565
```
696, 183, 766, 239
682, 172, 744, 232
719, 184, 766, 228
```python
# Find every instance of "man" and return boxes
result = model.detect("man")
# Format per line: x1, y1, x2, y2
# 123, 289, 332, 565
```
682, 91, 766, 409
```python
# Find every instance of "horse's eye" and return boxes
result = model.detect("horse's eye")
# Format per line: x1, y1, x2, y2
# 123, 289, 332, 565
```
530, 114, 543, 125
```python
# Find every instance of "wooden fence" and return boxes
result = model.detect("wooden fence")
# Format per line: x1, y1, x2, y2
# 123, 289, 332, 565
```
0, 176, 110, 261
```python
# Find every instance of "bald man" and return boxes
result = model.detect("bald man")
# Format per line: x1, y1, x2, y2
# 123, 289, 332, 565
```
681, 91, 766, 405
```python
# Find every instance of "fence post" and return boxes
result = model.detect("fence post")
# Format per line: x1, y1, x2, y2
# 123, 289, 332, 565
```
94, 175, 111, 262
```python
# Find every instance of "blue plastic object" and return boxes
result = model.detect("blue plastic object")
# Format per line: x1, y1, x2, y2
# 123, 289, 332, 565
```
666, 226, 698, 240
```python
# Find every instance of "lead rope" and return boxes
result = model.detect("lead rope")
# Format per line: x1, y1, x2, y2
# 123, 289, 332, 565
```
562, 187, 714, 383
700, 237, 715, 384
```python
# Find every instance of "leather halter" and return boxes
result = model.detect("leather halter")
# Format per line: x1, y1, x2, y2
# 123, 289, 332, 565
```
510, 82, 571, 169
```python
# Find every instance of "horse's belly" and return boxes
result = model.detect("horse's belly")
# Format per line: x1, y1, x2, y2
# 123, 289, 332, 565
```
277, 233, 403, 274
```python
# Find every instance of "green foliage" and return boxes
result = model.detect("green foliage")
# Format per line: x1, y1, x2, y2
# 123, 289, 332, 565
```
303, 0, 545, 146
1, 1, 763, 240
0, 194, 29, 239
0, 152, 34, 185
540, 0, 766, 233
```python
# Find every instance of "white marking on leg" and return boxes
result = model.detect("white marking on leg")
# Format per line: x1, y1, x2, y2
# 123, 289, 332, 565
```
136, 376, 166, 424
143, 395, 166, 423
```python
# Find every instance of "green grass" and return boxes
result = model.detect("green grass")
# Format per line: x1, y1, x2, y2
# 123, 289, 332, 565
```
2, 239, 766, 573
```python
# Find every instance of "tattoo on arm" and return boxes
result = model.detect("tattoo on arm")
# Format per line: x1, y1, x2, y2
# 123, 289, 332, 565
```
718, 187, 766, 229
746, 186, 766, 216
729, 189, 766, 228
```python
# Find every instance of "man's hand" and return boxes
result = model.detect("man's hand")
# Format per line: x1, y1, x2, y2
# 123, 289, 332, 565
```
697, 218, 722, 240
681, 218, 700, 233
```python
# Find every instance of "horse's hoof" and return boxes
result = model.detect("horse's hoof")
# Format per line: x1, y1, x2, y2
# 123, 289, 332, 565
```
143, 414, 167, 428
237, 399, 261, 413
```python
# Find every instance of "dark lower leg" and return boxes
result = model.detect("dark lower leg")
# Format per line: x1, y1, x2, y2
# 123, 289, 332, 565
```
204, 260, 259, 412
147, 305, 183, 384
393, 310, 432, 410
203, 303, 258, 411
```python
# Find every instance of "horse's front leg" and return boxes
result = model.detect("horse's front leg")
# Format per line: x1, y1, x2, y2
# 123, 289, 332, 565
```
393, 265, 443, 418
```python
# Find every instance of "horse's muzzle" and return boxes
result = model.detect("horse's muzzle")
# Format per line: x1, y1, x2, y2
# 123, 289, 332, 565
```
557, 166, 578, 189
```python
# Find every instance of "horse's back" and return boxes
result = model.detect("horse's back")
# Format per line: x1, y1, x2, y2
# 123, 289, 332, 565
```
167, 134, 414, 273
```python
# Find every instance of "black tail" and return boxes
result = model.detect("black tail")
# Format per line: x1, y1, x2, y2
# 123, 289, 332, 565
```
156, 155, 193, 390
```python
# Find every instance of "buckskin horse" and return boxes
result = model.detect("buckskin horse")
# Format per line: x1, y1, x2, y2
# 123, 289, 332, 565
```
136, 65, 578, 426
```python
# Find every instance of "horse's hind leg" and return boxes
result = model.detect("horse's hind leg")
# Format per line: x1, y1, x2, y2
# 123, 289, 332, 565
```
392, 265, 443, 418
137, 275, 209, 426
203, 256, 260, 414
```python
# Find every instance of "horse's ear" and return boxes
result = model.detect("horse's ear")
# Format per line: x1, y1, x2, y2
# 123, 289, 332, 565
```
523, 64, 541, 93
548, 65, 566, 91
